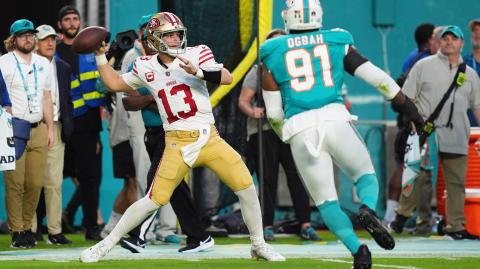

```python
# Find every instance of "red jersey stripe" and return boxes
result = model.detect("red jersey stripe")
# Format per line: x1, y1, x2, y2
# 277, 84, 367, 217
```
199, 52, 213, 61
199, 56, 215, 66
200, 48, 211, 54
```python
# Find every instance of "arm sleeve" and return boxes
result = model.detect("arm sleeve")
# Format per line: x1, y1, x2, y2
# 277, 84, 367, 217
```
353, 61, 400, 100
263, 90, 284, 138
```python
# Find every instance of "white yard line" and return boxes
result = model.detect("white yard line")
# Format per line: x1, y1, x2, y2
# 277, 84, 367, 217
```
320, 258, 423, 269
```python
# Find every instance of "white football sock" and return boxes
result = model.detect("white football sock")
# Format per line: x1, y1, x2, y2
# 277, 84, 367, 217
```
384, 199, 399, 223
106, 197, 159, 243
235, 184, 265, 246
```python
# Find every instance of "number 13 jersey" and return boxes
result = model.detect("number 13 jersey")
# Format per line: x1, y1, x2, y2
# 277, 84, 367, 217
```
122, 45, 217, 131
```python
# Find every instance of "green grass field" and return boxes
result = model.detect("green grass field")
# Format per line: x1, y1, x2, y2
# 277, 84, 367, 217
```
1, 258, 479, 269
0, 232, 479, 269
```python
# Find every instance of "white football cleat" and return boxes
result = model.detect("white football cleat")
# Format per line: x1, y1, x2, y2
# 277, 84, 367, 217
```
80, 238, 115, 263
251, 243, 286, 261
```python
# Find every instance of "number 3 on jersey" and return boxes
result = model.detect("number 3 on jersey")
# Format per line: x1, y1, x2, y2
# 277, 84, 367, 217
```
158, 84, 198, 124
285, 44, 334, 92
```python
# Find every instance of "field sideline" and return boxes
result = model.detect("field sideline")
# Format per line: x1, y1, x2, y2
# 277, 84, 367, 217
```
0, 232, 479, 269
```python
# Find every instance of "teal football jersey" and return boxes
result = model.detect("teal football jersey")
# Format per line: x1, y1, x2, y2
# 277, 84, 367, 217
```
260, 28, 354, 119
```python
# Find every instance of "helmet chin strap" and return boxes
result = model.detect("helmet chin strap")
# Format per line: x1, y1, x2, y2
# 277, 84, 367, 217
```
166, 48, 186, 57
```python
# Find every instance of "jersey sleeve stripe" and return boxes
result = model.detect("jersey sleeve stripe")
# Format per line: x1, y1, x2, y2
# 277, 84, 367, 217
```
199, 52, 213, 61
199, 56, 215, 66
200, 48, 211, 54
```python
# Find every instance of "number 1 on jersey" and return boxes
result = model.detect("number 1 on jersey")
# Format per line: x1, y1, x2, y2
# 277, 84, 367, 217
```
285, 44, 334, 92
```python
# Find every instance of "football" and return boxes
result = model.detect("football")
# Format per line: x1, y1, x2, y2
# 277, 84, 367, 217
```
72, 26, 110, 54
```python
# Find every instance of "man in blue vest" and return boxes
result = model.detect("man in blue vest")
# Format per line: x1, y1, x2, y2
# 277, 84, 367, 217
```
56, 5, 104, 241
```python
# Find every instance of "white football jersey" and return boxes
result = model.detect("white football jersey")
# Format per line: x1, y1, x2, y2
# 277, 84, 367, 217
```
122, 45, 217, 131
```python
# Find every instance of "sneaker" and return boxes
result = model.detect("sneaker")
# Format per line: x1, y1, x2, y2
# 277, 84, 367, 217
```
120, 237, 146, 253
300, 226, 322, 241
446, 230, 480, 240
413, 221, 432, 236
264, 227, 275, 241
251, 242, 286, 261
357, 205, 395, 250
389, 214, 408, 234
178, 236, 215, 253
10, 232, 29, 248
47, 233, 72, 245
24, 230, 37, 248
352, 244, 372, 269
80, 238, 115, 263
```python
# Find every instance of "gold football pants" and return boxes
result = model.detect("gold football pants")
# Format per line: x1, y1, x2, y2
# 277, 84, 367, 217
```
148, 126, 253, 206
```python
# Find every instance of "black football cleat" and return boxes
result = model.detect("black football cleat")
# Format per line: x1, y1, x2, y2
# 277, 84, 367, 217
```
352, 244, 372, 269
358, 205, 395, 250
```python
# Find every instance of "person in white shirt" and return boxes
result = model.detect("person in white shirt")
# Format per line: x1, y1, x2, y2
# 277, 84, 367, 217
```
0, 19, 54, 248
32, 24, 73, 245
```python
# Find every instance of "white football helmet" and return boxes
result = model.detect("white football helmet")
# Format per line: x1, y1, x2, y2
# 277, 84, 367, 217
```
146, 12, 187, 56
282, 0, 323, 33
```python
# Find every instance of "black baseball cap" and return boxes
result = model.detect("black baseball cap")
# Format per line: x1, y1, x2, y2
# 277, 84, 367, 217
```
58, 5, 80, 21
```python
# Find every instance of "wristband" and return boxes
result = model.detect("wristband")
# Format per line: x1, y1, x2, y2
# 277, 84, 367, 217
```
95, 54, 108, 66
195, 68, 204, 79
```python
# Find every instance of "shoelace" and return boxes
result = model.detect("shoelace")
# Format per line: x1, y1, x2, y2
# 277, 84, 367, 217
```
255, 243, 277, 257
90, 242, 110, 258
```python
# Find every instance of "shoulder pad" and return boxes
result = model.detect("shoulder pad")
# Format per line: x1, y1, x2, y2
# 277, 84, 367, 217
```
323, 28, 354, 45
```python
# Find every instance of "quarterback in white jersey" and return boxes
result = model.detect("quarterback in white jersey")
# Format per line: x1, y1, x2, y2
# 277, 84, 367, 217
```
80, 12, 285, 263
122, 45, 216, 131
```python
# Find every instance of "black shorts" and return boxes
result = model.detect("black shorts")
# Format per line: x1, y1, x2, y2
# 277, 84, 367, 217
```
112, 141, 135, 179
394, 128, 409, 164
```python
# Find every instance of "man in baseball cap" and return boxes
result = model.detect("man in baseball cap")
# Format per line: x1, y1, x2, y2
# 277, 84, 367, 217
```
10, 19, 38, 36
36, 24, 58, 40
57, 5, 80, 21
440, 25, 464, 39
34, 23, 74, 245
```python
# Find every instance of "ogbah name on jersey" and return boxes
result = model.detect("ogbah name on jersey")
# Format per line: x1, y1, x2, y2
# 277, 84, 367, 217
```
287, 34, 324, 48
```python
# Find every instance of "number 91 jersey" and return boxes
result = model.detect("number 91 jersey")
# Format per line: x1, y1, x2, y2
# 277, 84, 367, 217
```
260, 28, 354, 119
122, 45, 217, 131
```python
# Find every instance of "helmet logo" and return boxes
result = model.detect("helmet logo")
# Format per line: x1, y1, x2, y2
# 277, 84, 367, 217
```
148, 18, 160, 29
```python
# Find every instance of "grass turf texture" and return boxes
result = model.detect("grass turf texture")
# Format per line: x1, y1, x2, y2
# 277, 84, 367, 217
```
0, 232, 478, 269
0, 257, 479, 269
